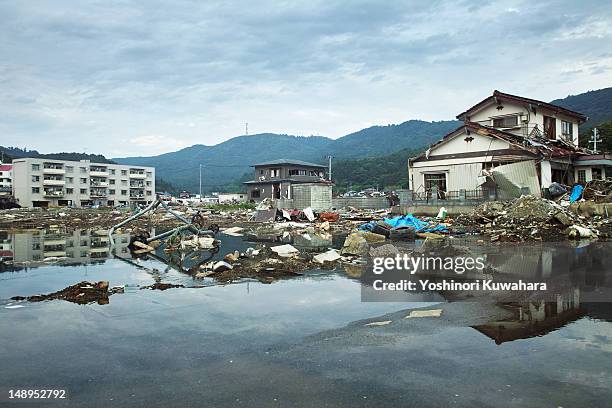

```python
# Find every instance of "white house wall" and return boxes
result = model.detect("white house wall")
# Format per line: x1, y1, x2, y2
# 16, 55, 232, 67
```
467, 100, 579, 145
432, 130, 511, 156
411, 163, 483, 192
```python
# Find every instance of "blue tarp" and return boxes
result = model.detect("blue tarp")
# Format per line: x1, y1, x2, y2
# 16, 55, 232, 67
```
569, 185, 584, 203
382, 214, 447, 233
359, 215, 447, 234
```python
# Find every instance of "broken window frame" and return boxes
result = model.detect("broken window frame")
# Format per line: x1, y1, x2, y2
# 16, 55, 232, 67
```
577, 169, 587, 184
492, 115, 519, 128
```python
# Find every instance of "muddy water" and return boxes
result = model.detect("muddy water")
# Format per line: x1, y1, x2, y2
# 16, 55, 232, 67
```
0, 231, 610, 407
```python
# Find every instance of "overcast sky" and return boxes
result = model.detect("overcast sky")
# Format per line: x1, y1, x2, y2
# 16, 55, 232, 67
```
1, 0, 611, 157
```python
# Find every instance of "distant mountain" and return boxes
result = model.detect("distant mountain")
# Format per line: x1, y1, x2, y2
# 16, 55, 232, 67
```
114, 120, 460, 192
551, 87, 612, 129
0, 146, 115, 164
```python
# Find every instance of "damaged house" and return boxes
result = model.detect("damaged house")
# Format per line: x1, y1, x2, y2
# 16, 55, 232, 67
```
243, 159, 332, 205
408, 90, 609, 200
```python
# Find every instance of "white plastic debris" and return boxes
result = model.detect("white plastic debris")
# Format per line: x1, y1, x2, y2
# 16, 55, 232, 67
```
568, 225, 596, 238
213, 261, 233, 272
271, 244, 300, 257
221, 227, 244, 236
303, 207, 315, 222
313, 249, 341, 264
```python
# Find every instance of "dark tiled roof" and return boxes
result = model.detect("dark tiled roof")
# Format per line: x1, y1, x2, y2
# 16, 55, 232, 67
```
456, 90, 587, 122
251, 159, 326, 168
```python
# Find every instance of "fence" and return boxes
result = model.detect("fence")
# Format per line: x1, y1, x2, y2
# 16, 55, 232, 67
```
399, 187, 490, 206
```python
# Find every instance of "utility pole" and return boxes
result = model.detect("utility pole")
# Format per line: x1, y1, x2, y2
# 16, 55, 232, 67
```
245, 122, 249, 135
199, 164, 203, 200
326, 155, 333, 181
589, 128, 602, 153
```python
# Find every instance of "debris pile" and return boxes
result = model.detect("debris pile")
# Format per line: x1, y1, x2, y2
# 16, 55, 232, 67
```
456, 195, 609, 241
15, 281, 114, 305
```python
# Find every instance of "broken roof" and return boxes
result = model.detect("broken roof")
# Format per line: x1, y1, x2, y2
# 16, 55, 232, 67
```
456, 90, 587, 123
409, 122, 587, 164
251, 159, 327, 168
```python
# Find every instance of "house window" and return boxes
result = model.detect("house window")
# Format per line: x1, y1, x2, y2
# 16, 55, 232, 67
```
66, 166, 74, 173
32, 187, 40, 194
543, 116, 556, 140
492, 115, 518, 128
424, 173, 447, 192
66, 188, 74, 194
270, 168, 280, 177
109, 189, 115, 194
577, 170, 586, 183
251, 189, 261, 198
121, 190, 127, 195
32, 164, 40, 171
80, 188, 87, 194
109, 169, 115, 175
109, 179, 115, 185
80, 178, 87, 184
592, 168, 602, 180
80, 167, 87, 173
121, 170, 127, 176
32, 175, 40, 182
561, 121, 573, 138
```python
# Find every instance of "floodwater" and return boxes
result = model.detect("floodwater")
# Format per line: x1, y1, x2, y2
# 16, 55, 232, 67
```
0, 230, 611, 407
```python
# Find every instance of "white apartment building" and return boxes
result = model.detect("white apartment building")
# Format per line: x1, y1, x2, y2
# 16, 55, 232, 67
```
0, 164, 12, 197
12, 158, 155, 208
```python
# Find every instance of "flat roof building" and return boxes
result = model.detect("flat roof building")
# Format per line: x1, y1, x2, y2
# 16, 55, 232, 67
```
12, 158, 155, 208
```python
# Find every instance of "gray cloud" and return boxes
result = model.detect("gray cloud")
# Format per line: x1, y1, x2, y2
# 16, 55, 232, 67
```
0, 0, 611, 156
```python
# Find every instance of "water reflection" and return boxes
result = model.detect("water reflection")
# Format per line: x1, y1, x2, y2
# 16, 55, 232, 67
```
0, 229, 131, 266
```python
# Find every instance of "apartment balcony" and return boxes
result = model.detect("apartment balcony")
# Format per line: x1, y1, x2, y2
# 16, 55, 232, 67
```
90, 181, 109, 187
42, 167, 65, 175
90, 189, 108, 198
90, 170, 108, 177
129, 171, 146, 179
130, 183, 145, 188
43, 250, 67, 257
42, 178, 65, 186
44, 238, 66, 246
44, 189, 64, 198
129, 195, 145, 200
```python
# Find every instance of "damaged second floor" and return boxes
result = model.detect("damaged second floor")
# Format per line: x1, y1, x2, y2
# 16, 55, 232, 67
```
456, 90, 587, 145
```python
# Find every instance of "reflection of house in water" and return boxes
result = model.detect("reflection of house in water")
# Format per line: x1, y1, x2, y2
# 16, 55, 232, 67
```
474, 289, 585, 345
10, 230, 131, 263
0, 231, 13, 262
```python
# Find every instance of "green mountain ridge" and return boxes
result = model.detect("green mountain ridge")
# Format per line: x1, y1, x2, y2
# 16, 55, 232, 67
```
114, 120, 461, 192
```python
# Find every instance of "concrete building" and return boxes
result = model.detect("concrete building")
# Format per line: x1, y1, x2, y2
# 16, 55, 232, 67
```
12, 158, 155, 208
408, 90, 591, 201
217, 192, 248, 203
0, 164, 12, 197
243, 159, 330, 202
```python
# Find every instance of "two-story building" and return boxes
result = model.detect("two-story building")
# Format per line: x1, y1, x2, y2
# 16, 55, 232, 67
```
408, 90, 606, 200
243, 159, 329, 202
